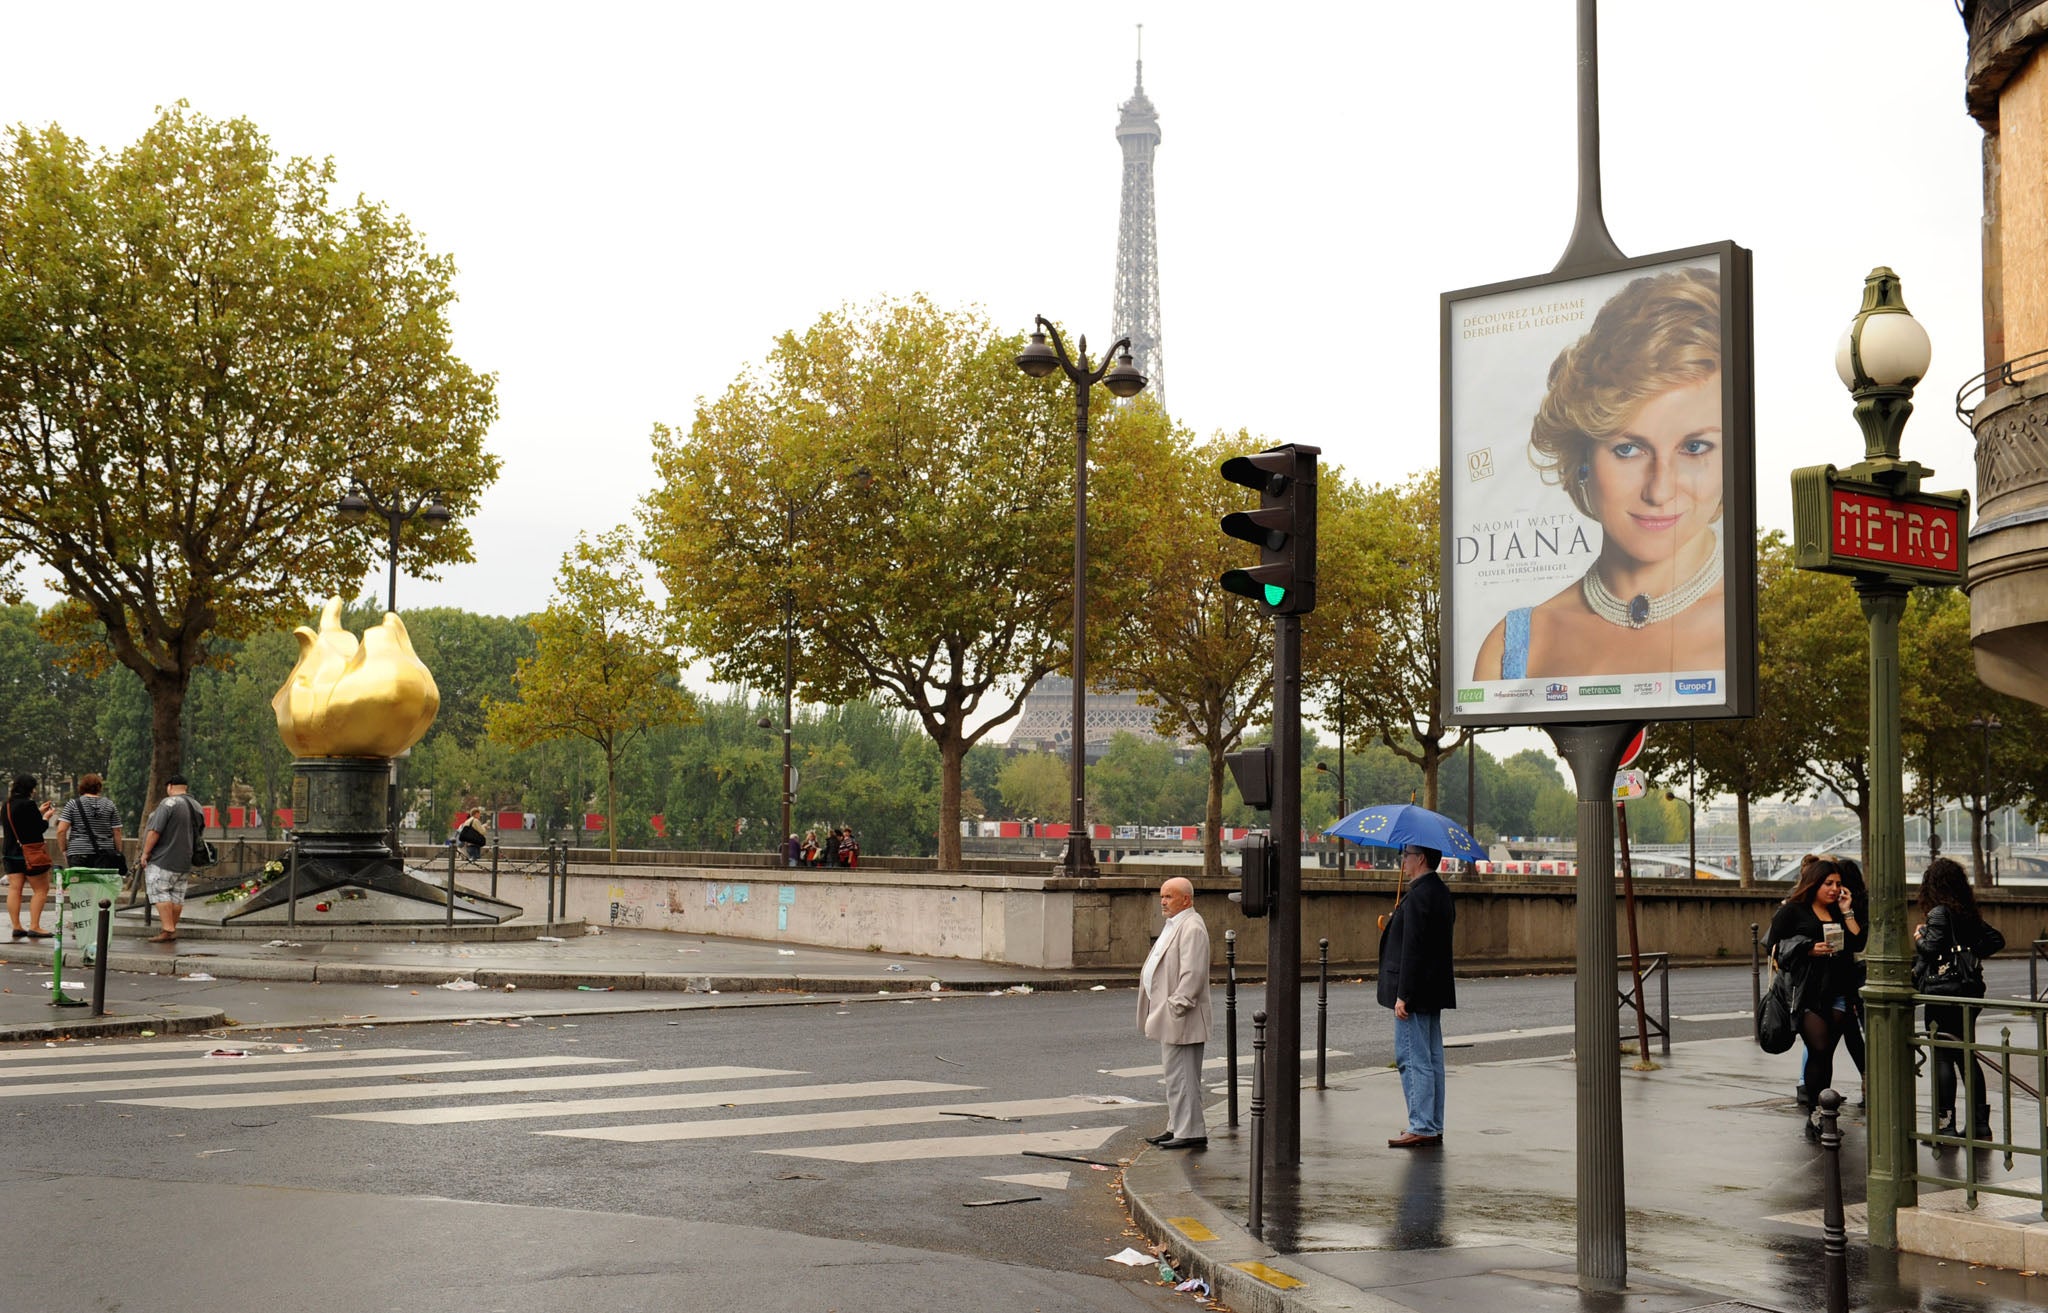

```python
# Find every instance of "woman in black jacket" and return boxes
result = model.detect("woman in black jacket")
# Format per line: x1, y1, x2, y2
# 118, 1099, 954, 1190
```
1768, 857, 1863, 1138
1914, 858, 2005, 1139
3, 774, 56, 940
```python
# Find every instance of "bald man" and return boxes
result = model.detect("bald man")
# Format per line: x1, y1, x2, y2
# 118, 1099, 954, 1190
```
1138, 876, 1213, 1150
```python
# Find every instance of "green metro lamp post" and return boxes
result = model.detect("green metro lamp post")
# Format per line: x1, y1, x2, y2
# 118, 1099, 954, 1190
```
1790, 268, 1970, 1249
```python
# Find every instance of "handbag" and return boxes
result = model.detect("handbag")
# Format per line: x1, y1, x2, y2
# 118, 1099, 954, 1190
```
1914, 941, 1985, 998
1756, 968, 1795, 1054
3, 801, 52, 876
184, 798, 219, 869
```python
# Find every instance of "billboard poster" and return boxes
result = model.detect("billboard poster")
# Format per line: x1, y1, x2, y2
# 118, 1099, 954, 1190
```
1441, 243, 1754, 726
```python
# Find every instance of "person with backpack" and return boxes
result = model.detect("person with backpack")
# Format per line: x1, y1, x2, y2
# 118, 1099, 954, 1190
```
138, 775, 205, 943
1913, 857, 2007, 1139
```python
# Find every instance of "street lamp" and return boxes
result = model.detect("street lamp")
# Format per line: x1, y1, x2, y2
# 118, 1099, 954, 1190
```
1016, 317, 1147, 877
337, 483, 455, 859
1968, 713, 2002, 882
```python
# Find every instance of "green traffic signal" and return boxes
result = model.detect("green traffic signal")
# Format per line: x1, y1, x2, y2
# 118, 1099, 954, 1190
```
1264, 583, 1287, 607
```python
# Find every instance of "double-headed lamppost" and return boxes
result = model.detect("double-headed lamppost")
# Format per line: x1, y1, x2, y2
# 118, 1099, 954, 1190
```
1968, 713, 2002, 881
1016, 318, 1147, 877
338, 484, 454, 858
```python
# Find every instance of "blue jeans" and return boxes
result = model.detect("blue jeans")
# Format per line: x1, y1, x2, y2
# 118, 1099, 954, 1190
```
1394, 1009, 1446, 1136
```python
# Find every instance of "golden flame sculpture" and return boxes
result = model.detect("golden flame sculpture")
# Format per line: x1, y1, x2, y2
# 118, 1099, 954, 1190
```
273, 599, 441, 758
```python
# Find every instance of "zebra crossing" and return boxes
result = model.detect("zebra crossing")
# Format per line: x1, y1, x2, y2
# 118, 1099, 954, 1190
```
0, 1038, 1163, 1172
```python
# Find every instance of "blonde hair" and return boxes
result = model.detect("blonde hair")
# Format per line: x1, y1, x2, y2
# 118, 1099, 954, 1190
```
1530, 266, 1721, 518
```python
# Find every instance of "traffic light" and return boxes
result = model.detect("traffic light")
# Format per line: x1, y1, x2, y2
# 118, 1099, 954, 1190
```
1225, 746, 1274, 811
1227, 829, 1274, 919
1219, 443, 1318, 615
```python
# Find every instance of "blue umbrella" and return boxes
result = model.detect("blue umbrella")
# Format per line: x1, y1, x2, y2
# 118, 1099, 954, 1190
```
1324, 804, 1482, 863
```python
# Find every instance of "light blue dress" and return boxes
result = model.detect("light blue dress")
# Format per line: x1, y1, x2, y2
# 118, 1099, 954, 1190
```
1501, 607, 1533, 680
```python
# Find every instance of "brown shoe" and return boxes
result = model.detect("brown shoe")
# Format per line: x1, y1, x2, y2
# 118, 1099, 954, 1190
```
148, 932, 178, 943
1387, 1132, 1443, 1148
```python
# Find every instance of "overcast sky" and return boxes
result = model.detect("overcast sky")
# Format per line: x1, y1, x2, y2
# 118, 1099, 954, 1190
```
3, 2, 1988, 773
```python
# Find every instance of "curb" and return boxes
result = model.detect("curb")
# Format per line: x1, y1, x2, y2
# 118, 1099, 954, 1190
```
0, 1006, 229, 1042
1121, 1136, 1407, 1313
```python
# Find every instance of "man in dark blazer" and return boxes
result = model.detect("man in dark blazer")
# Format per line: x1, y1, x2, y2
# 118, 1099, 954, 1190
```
1377, 843, 1456, 1147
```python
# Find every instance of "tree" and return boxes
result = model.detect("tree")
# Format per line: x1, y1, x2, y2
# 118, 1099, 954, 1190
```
1315, 469, 1468, 810
0, 104, 499, 809
0, 602, 106, 786
1091, 422, 1274, 873
997, 752, 1069, 823
1762, 545, 1874, 853
645, 296, 1112, 867
485, 529, 696, 862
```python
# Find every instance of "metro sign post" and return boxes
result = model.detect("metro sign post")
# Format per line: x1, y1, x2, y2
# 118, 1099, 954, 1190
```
1789, 268, 1968, 1250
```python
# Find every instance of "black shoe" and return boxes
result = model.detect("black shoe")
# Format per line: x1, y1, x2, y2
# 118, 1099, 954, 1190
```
8, 929, 24, 941
22, 929, 50, 939
1144, 1131, 1174, 1145
1160, 1137, 1208, 1150
1795, 1084, 1814, 1110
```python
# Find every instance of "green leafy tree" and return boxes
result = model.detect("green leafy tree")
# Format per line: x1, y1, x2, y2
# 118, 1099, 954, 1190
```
645, 296, 1113, 867
1315, 469, 1468, 810
0, 103, 499, 807
997, 752, 1069, 823
485, 529, 696, 862
1090, 733, 1206, 826
1092, 421, 1274, 873
0, 602, 107, 786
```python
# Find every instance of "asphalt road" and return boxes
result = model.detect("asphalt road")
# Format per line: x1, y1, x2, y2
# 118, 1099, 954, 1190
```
2, 960, 2035, 1313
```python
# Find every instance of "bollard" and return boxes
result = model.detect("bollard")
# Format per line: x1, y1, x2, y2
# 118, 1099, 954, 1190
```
1658, 955, 1671, 1056
1249, 1009, 1267, 1237
445, 843, 457, 927
556, 842, 569, 921
1316, 937, 1329, 1090
1225, 930, 1240, 1129
287, 839, 299, 929
92, 900, 112, 1017
1750, 923, 1761, 1017
491, 839, 501, 899
1818, 1089, 1847, 1313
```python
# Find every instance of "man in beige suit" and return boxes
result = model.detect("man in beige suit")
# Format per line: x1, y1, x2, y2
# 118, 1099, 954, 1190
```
1138, 876, 1213, 1149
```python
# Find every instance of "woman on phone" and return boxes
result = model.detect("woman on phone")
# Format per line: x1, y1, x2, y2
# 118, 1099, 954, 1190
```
1767, 857, 1863, 1138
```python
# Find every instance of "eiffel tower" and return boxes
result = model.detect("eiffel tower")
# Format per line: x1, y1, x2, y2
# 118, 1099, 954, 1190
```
1112, 30, 1164, 407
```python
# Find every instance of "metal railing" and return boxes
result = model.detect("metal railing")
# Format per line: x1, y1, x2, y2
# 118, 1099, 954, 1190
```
1908, 993, 2047, 1218
2031, 937, 2047, 1003
1616, 952, 1671, 1056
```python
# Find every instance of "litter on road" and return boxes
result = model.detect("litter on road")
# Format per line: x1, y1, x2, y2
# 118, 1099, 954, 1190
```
1105, 1248, 1154, 1267
437, 979, 483, 992
1174, 1277, 1211, 1296
181, 972, 216, 981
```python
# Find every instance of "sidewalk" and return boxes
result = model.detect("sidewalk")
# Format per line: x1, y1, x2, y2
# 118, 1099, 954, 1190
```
0, 924, 1124, 1040
1123, 1033, 2048, 1313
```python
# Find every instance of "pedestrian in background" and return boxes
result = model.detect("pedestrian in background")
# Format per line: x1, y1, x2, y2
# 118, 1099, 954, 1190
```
54, 773, 125, 876
1378, 843, 1456, 1148
456, 808, 489, 862
138, 775, 203, 943
1913, 857, 2005, 1138
783, 833, 801, 868
1768, 857, 1862, 1140
1138, 876, 1211, 1150
3, 775, 56, 940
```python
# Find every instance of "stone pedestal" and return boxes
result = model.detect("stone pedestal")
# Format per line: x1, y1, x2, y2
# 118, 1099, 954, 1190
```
291, 757, 393, 859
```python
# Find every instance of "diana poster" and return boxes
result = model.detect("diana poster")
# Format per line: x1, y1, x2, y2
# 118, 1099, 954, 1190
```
1440, 243, 1755, 726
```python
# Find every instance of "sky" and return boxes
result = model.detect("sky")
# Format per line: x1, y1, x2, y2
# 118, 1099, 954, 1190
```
1, 2, 1990, 773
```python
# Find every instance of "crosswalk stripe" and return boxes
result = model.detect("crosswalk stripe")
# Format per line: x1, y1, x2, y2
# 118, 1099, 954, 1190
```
1674, 1010, 1751, 1023
762, 1125, 1121, 1164
1444, 1025, 1575, 1046
0, 1041, 262, 1063
1, 1055, 614, 1100
325, 1079, 977, 1126
0, 1048, 457, 1080
109, 1065, 798, 1110
1101, 1049, 1348, 1078
538, 1094, 1157, 1144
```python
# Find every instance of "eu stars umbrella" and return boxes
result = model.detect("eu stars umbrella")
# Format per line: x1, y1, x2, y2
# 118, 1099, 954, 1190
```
1324, 804, 1482, 864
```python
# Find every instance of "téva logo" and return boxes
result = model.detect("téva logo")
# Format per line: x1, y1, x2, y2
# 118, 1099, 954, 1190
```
1545, 683, 1569, 702
1457, 687, 1485, 704
1676, 677, 1717, 695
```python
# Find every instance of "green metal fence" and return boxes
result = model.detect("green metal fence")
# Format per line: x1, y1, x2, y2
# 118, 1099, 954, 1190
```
1909, 992, 2047, 1217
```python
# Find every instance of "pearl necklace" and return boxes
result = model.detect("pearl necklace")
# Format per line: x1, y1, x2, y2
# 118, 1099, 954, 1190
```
1580, 547, 1722, 630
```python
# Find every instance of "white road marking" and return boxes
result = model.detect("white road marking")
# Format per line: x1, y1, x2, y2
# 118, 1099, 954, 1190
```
0, 1048, 457, 1079
1443, 1024, 1576, 1046
0, 1040, 298, 1063
4, 1055, 617, 1099
109, 1065, 796, 1110
1101, 1049, 1347, 1078
984, 1170, 1072, 1191
1674, 1010, 1752, 1023
325, 1079, 976, 1125
540, 1094, 1156, 1144
762, 1125, 1121, 1164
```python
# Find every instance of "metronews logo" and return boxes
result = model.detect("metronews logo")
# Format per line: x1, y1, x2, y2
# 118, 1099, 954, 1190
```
1578, 684, 1621, 696
1456, 688, 1485, 704
1545, 683, 1569, 702
1676, 677, 1718, 695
